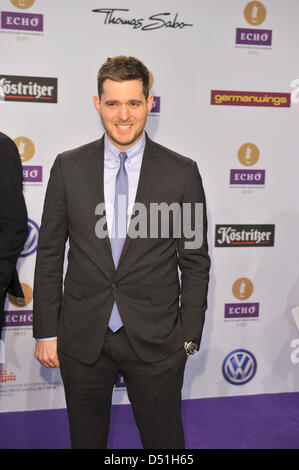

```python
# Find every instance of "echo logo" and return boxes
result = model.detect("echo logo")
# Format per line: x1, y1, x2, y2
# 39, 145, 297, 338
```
225, 278, 259, 320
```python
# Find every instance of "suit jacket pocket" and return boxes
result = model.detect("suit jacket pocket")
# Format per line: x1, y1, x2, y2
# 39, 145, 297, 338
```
63, 277, 83, 300
151, 282, 180, 305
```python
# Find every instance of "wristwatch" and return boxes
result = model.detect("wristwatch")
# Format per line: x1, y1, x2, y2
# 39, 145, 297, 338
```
184, 341, 199, 356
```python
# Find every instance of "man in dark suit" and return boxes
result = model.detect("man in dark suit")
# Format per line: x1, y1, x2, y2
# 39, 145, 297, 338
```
33, 56, 210, 449
0, 132, 28, 337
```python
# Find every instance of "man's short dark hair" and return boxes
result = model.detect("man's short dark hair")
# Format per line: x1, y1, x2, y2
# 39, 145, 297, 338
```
97, 55, 150, 99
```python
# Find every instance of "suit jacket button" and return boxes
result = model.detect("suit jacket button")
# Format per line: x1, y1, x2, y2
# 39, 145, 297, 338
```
111, 283, 118, 290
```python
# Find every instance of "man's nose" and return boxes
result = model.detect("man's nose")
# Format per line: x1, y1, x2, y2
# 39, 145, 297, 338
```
118, 104, 130, 121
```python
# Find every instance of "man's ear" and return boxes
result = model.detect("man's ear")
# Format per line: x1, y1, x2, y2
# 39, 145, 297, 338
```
147, 94, 154, 114
93, 95, 101, 114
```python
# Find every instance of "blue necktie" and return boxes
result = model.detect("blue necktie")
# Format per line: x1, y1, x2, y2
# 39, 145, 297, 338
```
108, 152, 128, 332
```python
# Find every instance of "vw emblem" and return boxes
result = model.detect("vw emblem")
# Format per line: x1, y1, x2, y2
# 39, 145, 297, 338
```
20, 219, 39, 257
222, 349, 257, 385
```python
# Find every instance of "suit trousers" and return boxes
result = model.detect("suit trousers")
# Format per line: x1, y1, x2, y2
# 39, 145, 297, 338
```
58, 326, 187, 449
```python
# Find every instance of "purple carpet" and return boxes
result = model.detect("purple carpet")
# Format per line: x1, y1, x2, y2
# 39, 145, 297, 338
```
0, 393, 298, 449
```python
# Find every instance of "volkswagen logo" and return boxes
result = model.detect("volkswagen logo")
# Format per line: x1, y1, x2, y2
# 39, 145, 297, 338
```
20, 219, 39, 257
222, 349, 257, 385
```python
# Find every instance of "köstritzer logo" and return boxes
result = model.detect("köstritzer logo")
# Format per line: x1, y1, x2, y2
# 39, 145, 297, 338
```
0, 75, 57, 103
215, 224, 275, 247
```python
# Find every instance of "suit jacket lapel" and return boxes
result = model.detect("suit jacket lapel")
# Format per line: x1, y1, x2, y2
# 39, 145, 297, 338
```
86, 136, 115, 270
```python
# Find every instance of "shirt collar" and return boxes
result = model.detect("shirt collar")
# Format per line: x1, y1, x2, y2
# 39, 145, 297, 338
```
104, 132, 146, 164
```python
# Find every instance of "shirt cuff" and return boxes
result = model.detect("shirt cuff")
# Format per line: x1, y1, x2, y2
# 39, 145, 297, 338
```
35, 337, 57, 341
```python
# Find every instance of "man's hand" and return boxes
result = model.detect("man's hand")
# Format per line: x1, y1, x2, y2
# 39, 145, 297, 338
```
34, 339, 60, 368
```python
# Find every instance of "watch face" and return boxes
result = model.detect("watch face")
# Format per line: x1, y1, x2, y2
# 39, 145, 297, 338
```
184, 341, 198, 355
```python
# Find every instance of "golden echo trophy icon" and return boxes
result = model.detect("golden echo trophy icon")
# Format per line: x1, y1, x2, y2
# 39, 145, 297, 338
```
14, 136, 35, 163
10, 0, 35, 9
225, 278, 259, 321
232, 278, 254, 301
237, 143, 260, 167
8, 283, 33, 307
244, 1, 266, 26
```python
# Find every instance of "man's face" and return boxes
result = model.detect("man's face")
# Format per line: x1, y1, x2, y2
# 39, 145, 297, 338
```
93, 79, 153, 151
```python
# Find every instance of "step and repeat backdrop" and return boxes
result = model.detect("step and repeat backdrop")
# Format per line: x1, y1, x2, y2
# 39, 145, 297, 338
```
1, 0, 299, 412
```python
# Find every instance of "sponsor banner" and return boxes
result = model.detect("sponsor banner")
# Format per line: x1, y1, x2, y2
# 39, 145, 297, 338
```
230, 169, 265, 185
10, 0, 36, 9
215, 224, 275, 247
243, 1, 266, 26
4, 310, 33, 328
23, 165, 43, 183
0, 75, 57, 103
222, 349, 257, 385
91, 8, 193, 31
1, 11, 43, 32
230, 143, 266, 188
225, 278, 259, 321
211, 90, 291, 107
151, 96, 160, 114
20, 219, 39, 257
0, 367, 16, 383
225, 302, 259, 319
236, 28, 272, 46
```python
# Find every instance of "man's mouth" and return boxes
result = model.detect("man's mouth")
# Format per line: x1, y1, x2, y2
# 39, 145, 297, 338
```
115, 124, 132, 130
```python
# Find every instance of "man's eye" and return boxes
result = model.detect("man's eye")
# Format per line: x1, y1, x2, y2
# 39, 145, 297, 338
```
107, 103, 116, 107
130, 102, 139, 107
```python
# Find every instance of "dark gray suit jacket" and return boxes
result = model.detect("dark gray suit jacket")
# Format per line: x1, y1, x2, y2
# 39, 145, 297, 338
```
33, 134, 210, 363
0, 132, 28, 335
